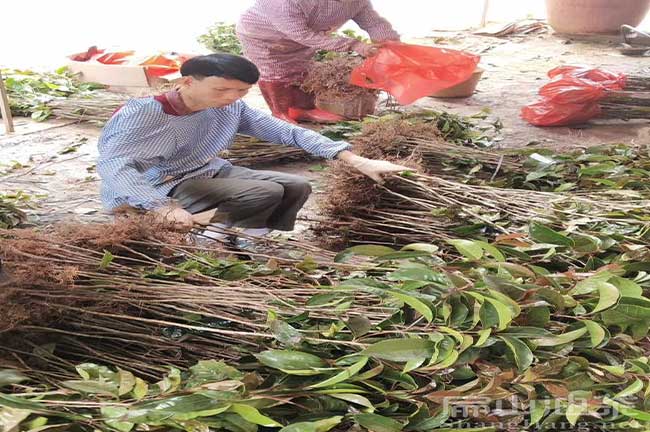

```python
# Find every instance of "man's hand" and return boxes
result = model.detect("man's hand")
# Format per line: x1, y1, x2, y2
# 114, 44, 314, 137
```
192, 209, 218, 226
152, 205, 194, 230
338, 151, 412, 183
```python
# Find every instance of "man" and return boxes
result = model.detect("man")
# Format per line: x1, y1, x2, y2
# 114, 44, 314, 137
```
237, 0, 399, 123
98, 53, 408, 246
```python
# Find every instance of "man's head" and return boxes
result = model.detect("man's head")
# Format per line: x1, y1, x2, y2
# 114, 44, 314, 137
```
179, 53, 260, 110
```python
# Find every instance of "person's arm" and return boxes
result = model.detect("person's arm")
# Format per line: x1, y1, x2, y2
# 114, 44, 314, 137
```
97, 101, 177, 211
237, 103, 409, 182
352, 1, 400, 42
266, 0, 369, 54
238, 103, 351, 159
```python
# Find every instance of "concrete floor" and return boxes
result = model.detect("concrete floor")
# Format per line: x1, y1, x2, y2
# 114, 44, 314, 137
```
2, 30, 649, 233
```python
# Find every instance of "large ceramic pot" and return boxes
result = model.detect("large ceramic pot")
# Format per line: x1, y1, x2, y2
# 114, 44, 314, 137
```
546, 0, 650, 34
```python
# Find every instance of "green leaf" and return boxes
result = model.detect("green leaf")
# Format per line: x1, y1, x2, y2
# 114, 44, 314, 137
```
101, 406, 134, 432
132, 378, 148, 400
270, 320, 303, 346
610, 276, 643, 298
613, 378, 644, 400
0, 406, 31, 432
554, 182, 576, 192
230, 404, 282, 427
530, 401, 548, 425
599, 365, 625, 377
570, 271, 614, 296
347, 316, 372, 338
601, 297, 650, 339
0, 370, 29, 387
604, 397, 650, 421
475, 329, 492, 347
403, 357, 426, 373
330, 393, 374, 409
565, 402, 588, 426
387, 265, 445, 283
342, 245, 396, 258
401, 243, 439, 254
187, 360, 244, 388
531, 327, 588, 346
362, 338, 435, 363
60, 380, 119, 397
256, 350, 326, 371
475, 241, 505, 262
582, 320, 606, 347
447, 240, 483, 261
354, 413, 403, 432
99, 250, 114, 270
499, 336, 534, 371
125, 393, 234, 422
117, 370, 136, 396
483, 297, 513, 330
524, 306, 551, 327
157, 367, 181, 394
308, 357, 368, 389
388, 291, 433, 322
307, 293, 344, 307
529, 223, 574, 247
589, 282, 620, 314
279, 416, 344, 432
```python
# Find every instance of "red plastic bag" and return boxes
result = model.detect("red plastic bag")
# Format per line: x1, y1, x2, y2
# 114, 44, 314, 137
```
547, 66, 626, 90
539, 76, 607, 104
96, 51, 136, 65
350, 42, 480, 105
140, 53, 194, 78
521, 101, 601, 126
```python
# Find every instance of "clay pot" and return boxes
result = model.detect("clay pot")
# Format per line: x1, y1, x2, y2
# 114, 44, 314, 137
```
430, 68, 484, 98
546, 0, 650, 34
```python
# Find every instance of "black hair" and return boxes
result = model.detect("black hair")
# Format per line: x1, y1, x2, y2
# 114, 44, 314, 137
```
180, 53, 260, 84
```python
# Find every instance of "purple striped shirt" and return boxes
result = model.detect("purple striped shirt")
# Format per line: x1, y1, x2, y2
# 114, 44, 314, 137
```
237, 0, 399, 80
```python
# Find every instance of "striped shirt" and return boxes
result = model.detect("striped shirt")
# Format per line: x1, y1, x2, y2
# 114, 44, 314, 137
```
97, 95, 351, 211
237, 0, 399, 80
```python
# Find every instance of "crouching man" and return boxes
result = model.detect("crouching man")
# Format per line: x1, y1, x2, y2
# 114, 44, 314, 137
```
97, 53, 407, 245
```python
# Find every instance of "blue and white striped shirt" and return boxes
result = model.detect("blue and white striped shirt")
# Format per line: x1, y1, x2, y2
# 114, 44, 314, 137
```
97, 97, 351, 210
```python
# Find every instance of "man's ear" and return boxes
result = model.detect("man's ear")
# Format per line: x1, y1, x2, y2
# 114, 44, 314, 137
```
179, 76, 193, 87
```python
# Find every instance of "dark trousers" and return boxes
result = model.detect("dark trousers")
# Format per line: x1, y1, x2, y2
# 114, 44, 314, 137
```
170, 166, 312, 231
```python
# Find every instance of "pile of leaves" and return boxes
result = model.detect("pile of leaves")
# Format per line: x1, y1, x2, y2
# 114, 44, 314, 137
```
492, 144, 650, 192
2, 217, 650, 431
2, 68, 105, 121
197, 22, 243, 55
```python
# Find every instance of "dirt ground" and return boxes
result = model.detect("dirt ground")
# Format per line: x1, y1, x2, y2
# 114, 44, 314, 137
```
2, 30, 649, 233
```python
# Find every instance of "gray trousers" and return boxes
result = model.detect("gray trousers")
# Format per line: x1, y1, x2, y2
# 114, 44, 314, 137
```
169, 166, 312, 231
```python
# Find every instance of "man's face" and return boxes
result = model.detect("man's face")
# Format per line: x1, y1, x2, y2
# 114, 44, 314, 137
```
184, 76, 253, 109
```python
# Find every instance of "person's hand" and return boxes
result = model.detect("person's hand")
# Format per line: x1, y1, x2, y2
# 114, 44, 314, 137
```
192, 209, 218, 226
353, 42, 382, 58
152, 205, 194, 230
338, 151, 412, 183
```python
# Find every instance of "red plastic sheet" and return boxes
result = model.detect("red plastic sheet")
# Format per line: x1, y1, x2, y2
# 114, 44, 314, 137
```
521, 65, 627, 127
547, 66, 627, 89
539, 76, 607, 105
350, 42, 480, 105
70, 47, 193, 79
521, 101, 602, 127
